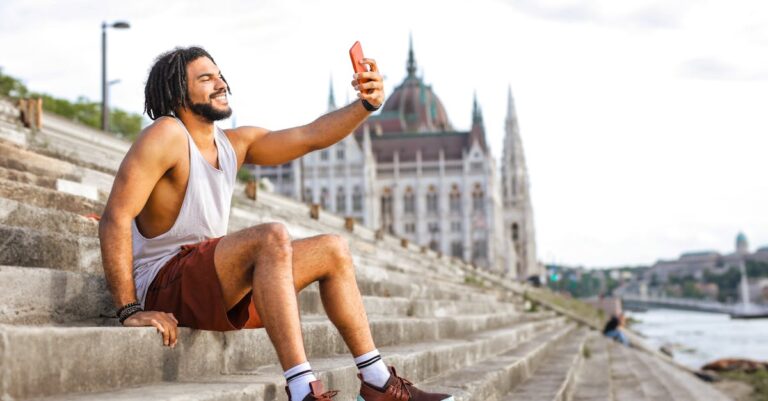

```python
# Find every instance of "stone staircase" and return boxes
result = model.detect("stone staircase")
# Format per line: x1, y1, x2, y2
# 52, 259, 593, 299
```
0, 98, 732, 401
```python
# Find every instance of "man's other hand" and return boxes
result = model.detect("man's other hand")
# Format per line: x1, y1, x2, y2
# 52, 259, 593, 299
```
352, 58, 384, 108
123, 310, 179, 348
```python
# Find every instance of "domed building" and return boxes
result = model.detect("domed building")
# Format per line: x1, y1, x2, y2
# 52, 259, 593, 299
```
253, 39, 540, 279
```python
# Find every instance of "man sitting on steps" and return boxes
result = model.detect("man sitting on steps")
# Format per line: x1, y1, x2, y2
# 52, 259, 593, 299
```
98, 46, 454, 401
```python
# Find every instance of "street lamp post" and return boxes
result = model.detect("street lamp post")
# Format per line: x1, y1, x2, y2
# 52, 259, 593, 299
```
101, 21, 130, 132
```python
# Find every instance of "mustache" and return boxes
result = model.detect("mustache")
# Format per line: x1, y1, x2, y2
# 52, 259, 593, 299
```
210, 90, 227, 99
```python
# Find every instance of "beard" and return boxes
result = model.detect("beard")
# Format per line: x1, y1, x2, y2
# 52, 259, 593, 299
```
189, 99, 232, 122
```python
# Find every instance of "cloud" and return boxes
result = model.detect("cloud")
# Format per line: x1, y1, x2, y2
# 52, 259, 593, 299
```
497, 0, 692, 29
679, 57, 768, 81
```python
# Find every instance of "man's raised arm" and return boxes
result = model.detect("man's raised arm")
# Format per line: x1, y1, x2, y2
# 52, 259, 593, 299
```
98, 118, 182, 346
234, 59, 384, 166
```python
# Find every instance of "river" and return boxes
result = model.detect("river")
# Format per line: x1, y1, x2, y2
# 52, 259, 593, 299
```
628, 308, 768, 370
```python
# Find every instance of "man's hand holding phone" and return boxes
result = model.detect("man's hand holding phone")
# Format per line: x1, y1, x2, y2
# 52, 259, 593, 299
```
349, 41, 385, 110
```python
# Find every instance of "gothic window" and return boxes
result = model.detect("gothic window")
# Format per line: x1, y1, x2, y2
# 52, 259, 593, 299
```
449, 184, 461, 214
451, 221, 462, 233
512, 223, 519, 242
451, 241, 463, 258
404, 187, 415, 214
426, 186, 438, 214
353, 185, 363, 212
336, 186, 346, 214
320, 187, 329, 210
381, 187, 394, 234
472, 239, 487, 261
472, 183, 485, 213
428, 222, 440, 234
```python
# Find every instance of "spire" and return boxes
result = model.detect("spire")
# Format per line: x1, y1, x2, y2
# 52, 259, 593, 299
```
506, 85, 517, 122
407, 33, 417, 78
472, 91, 483, 124
327, 75, 337, 112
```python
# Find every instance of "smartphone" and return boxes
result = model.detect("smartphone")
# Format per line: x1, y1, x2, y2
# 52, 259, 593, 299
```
349, 41, 368, 75
349, 41, 371, 92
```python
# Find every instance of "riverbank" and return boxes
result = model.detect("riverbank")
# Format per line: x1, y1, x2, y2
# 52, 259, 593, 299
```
629, 308, 768, 400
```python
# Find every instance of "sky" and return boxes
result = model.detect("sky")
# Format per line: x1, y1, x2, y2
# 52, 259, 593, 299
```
1, 0, 766, 268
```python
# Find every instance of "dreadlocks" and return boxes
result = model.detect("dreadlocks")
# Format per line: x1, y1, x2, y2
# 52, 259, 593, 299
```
143, 46, 232, 120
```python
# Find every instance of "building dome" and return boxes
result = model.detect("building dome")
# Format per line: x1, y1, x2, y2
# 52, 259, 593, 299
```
736, 231, 749, 254
380, 39, 452, 133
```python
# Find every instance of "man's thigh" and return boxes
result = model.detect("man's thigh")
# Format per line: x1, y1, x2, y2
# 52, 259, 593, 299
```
213, 224, 347, 310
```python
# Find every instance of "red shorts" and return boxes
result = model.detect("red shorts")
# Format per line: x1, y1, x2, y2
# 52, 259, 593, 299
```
144, 237, 263, 331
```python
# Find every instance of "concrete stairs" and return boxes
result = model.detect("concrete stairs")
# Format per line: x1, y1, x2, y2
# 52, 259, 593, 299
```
0, 98, 732, 400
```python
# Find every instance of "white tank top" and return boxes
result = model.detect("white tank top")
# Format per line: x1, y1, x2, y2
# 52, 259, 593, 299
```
131, 117, 237, 307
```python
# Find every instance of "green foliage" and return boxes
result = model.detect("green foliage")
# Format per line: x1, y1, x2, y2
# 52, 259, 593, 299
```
721, 368, 768, 401
748, 260, 768, 278
0, 67, 142, 139
236, 167, 253, 183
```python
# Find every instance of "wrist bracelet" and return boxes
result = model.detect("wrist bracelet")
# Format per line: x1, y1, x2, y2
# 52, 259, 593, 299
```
116, 302, 143, 324
362, 99, 380, 112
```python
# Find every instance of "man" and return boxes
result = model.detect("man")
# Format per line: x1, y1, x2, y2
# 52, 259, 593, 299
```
99, 46, 454, 401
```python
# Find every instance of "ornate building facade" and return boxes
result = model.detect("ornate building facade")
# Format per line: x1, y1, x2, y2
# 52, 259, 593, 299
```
252, 41, 541, 278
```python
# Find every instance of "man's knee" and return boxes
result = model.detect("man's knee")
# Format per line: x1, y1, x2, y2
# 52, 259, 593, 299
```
253, 222, 292, 257
322, 234, 353, 269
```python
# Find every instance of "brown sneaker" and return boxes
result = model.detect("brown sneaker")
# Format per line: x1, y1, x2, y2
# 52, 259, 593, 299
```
357, 366, 454, 401
285, 380, 339, 401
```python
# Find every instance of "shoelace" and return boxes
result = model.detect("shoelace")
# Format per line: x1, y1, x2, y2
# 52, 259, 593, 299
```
311, 390, 339, 400
387, 375, 413, 400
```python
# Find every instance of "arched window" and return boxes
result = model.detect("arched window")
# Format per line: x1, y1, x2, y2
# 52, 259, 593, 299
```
381, 187, 394, 234
512, 223, 519, 242
426, 185, 438, 214
353, 185, 363, 212
336, 186, 346, 214
449, 184, 461, 213
472, 183, 484, 213
320, 187, 329, 210
403, 187, 415, 214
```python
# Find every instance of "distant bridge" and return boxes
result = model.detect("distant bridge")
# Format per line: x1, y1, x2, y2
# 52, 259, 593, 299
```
621, 294, 751, 315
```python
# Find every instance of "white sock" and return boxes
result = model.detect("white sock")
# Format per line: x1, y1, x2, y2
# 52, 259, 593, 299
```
355, 349, 391, 388
285, 361, 317, 401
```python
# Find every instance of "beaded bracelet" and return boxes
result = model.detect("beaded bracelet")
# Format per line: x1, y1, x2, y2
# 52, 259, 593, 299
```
116, 302, 143, 324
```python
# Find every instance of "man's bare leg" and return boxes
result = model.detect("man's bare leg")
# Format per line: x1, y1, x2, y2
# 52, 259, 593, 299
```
213, 223, 374, 369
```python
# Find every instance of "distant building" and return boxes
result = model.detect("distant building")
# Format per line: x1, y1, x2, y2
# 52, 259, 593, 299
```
252, 39, 541, 278
645, 232, 768, 283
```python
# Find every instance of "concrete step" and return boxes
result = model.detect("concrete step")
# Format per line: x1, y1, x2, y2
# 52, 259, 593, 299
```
0, 222, 501, 307
0, 197, 99, 237
26, 318, 568, 401
0, 140, 84, 183
617, 343, 675, 400
571, 333, 614, 401
608, 342, 648, 401
0, 225, 102, 274
0, 165, 58, 188
1, 315, 566, 399
299, 287, 518, 319
634, 347, 732, 401
403, 322, 578, 401
503, 327, 588, 400
0, 178, 104, 215
0, 265, 522, 324
0, 266, 112, 324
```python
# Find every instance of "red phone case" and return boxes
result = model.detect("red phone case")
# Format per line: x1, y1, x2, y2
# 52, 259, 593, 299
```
349, 41, 368, 74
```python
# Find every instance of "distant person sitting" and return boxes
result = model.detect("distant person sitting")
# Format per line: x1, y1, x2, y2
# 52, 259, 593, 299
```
603, 313, 630, 346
